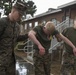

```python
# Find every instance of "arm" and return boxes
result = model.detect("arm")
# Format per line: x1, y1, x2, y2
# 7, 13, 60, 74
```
58, 33, 75, 49
28, 30, 41, 46
56, 33, 76, 56
55, 34, 62, 42
16, 34, 28, 42
53, 30, 62, 42
28, 30, 45, 55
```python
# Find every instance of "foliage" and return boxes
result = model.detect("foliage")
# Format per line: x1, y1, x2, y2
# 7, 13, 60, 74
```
0, 0, 37, 17
0, 0, 15, 15
26, 1, 37, 17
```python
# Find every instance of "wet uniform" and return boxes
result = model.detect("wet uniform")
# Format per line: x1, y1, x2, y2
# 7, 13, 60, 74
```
0, 16, 28, 75
33, 25, 59, 75
60, 27, 76, 75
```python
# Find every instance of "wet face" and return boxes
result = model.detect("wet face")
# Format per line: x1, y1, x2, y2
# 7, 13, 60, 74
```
44, 21, 55, 35
46, 29, 54, 35
43, 26, 53, 35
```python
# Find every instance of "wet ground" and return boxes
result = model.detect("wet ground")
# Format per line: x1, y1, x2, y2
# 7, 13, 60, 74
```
15, 50, 34, 75
15, 50, 61, 75
16, 60, 34, 75
51, 60, 61, 75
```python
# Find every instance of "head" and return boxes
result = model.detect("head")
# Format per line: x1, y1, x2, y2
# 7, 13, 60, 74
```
74, 17, 76, 29
9, 1, 27, 21
44, 21, 55, 35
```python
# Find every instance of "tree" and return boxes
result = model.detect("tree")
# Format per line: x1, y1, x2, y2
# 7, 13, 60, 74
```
26, 1, 37, 17
0, 0, 37, 17
0, 0, 15, 15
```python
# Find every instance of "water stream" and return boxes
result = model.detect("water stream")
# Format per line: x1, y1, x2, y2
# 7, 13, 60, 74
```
16, 56, 34, 75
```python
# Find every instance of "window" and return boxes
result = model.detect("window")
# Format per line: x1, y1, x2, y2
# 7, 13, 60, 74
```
34, 22, 38, 27
29, 23, 32, 28
25, 24, 27, 29
42, 21, 46, 26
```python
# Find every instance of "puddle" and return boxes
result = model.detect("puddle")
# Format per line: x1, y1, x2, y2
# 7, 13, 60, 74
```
16, 60, 34, 75
15, 53, 34, 75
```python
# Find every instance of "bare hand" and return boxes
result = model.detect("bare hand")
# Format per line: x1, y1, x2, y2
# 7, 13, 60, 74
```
38, 45, 45, 56
73, 47, 76, 56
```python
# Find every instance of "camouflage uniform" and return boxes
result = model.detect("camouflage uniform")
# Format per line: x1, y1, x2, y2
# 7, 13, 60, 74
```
33, 25, 59, 75
60, 27, 76, 75
0, 17, 28, 75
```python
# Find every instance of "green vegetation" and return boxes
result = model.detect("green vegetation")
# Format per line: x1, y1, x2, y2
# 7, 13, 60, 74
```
0, 0, 37, 17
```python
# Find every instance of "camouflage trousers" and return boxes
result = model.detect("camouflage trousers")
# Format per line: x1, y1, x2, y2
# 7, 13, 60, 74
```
33, 52, 51, 75
60, 50, 76, 75
0, 54, 16, 75
0, 63, 15, 75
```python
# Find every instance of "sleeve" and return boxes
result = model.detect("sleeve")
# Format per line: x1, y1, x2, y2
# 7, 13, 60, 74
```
0, 18, 6, 36
16, 33, 28, 42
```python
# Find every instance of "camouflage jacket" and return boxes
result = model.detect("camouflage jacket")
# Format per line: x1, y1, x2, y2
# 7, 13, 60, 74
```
62, 27, 76, 54
0, 16, 28, 55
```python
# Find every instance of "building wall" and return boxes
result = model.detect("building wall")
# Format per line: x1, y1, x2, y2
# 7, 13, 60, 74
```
71, 8, 76, 19
21, 4, 76, 34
